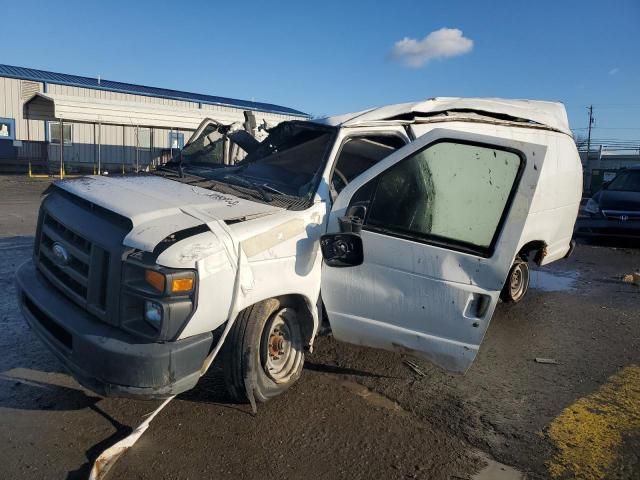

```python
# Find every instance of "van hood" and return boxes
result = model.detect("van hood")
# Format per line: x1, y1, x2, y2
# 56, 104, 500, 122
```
54, 175, 283, 252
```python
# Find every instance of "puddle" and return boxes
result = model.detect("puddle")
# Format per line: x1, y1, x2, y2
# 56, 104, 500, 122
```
530, 270, 578, 292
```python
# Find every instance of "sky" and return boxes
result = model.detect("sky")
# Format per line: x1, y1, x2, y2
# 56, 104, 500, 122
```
3, 0, 640, 143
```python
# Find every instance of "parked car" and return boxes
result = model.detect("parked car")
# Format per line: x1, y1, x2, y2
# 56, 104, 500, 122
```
16, 97, 582, 403
575, 165, 640, 239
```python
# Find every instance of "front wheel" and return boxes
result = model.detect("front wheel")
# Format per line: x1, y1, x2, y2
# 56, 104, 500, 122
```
500, 258, 530, 303
222, 298, 304, 403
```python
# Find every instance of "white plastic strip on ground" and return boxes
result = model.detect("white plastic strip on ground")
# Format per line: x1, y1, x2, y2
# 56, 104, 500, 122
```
88, 396, 175, 480
88, 238, 247, 480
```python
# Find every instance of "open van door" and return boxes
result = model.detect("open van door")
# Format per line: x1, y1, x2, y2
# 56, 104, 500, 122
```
320, 128, 547, 372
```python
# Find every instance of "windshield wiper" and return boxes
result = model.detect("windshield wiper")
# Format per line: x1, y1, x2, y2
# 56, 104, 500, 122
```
222, 174, 273, 202
260, 183, 287, 196
153, 165, 181, 177
152, 168, 206, 185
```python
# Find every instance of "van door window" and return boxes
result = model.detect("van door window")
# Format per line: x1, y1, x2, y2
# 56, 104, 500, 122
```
330, 135, 406, 199
362, 141, 522, 256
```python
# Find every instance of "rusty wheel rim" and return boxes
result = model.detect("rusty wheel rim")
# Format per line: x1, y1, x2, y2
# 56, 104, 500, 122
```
509, 263, 527, 300
261, 308, 302, 384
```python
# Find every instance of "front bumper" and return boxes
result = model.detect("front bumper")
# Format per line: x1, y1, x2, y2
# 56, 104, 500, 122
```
574, 217, 640, 239
16, 260, 213, 399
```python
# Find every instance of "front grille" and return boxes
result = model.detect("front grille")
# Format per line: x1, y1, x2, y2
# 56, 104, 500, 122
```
23, 295, 73, 350
602, 210, 640, 221
39, 214, 90, 300
37, 210, 112, 319
34, 188, 132, 326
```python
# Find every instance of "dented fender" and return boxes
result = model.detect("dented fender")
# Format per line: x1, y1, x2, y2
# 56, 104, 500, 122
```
147, 204, 324, 343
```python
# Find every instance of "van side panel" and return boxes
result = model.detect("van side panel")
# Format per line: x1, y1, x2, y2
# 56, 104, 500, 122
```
519, 133, 582, 264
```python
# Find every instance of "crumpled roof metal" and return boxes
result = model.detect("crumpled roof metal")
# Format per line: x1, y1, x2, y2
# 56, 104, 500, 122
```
315, 97, 571, 135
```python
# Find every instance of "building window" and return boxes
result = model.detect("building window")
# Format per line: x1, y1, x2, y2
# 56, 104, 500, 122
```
137, 127, 151, 150
169, 131, 184, 149
49, 122, 73, 145
0, 117, 16, 140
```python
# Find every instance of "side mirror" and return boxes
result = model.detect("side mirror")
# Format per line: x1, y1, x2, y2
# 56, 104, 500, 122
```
601, 180, 611, 190
346, 205, 366, 220
320, 233, 363, 268
338, 205, 367, 234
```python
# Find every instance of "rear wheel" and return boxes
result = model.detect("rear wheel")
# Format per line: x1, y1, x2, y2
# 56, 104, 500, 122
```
222, 298, 304, 403
500, 258, 530, 303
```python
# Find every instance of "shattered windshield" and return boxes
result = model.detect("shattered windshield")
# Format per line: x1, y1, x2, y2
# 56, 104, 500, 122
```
157, 121, 336, 209
179, 122, 231, 166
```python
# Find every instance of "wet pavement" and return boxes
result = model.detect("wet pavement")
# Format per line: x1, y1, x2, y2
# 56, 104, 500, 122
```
529, 270, 578, 292
0, 176, 639, 479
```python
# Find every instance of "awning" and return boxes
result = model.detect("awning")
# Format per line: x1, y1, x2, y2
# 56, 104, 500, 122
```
23, 92, 247, 129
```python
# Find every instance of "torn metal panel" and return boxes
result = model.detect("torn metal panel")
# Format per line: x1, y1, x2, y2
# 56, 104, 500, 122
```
314, 97, 572, 135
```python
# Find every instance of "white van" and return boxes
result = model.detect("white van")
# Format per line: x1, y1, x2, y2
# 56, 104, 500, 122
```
16, 97, 582, 402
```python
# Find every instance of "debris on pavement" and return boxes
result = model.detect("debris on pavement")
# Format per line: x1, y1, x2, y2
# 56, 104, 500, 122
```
622, 272, 640, 286
404, 359, 427, 376
535, 358, 559, 365
89, 396, 175, 480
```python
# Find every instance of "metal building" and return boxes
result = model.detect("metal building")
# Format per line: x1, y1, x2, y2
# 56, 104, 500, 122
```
0, 64, 308, 174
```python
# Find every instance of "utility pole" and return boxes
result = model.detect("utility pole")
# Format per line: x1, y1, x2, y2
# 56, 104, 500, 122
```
586, 105, 594, 163
585, 105, 594, 192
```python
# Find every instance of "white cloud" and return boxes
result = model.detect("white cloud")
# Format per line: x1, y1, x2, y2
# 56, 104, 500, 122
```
609, 67, 619, 75
390, 28, 474, 68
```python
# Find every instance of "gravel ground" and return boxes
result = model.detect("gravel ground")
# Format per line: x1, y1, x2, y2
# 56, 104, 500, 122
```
0, 175, 638, 479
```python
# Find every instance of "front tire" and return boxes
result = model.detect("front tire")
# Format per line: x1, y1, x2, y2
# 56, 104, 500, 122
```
222, 298, 304, 403
500, 258, 530, 303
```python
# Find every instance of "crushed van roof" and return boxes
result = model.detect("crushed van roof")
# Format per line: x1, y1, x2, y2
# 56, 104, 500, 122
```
315, 97, 571, 135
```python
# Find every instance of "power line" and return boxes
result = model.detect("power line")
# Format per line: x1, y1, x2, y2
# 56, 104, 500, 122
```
565, 104, 640, 109
572, 127, 640, 130
591, 104, 640, 108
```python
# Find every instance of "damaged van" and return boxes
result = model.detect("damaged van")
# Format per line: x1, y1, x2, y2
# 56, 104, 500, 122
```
16, 97, 582, 402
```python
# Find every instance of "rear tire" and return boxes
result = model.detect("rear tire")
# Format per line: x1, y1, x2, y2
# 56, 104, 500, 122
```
222, 298, 304, 403
500, 258, 530, 303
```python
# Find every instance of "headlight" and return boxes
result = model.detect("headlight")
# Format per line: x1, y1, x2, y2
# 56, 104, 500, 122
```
144, 270, 165, 293
144, 300, 163, 329
144, 269, 195, 295
584, 198, 600, 215
122, 257, 198, 340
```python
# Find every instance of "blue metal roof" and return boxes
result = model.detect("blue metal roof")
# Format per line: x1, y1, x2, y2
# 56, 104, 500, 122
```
0, 64, 308, 117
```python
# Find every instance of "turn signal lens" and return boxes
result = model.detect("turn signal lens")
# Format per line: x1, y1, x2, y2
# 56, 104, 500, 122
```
171, 277, 194, 293
144, 270, 165, 293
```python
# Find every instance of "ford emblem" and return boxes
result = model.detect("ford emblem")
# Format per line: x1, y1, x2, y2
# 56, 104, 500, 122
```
51, 242, 70, 265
